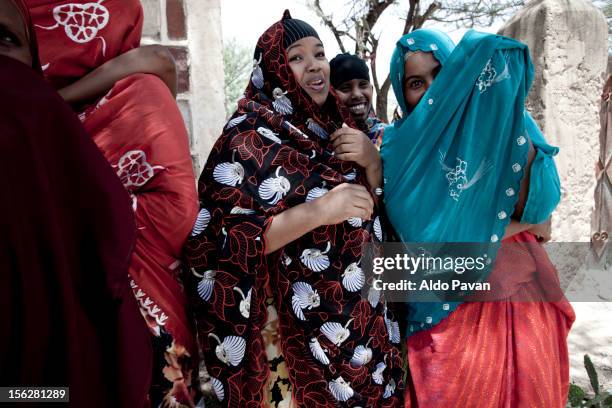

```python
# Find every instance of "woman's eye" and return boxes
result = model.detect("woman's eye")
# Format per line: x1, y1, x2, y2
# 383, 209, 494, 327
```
408, 79, 423, 89
316, 51, 325, 58
288, 55, 302, 62
0, 29, 19, 46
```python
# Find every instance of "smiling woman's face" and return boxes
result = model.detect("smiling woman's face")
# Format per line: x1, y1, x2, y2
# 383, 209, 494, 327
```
286, 36, 330, 107
0, 0, 32, 66
402, 51, 441, 112
335, 78, 373, 123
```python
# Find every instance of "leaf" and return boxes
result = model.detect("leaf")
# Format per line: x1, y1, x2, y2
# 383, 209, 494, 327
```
317, 280, 344, 311
214, 187, 244, 206
585, 354, 600, 395
350, 300, 373, 338
568, 384, 586, 407
343, 229, 369, 258
271, 147, 311, 177
226, 221, 264, 271
230, 130, 269, 167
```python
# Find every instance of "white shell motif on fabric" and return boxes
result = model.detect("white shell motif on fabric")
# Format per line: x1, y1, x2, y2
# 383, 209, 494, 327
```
350, 340, 373, 367
321, 319, 353, 346
196, 270, 216, 302
191, 208, 211, 236
300, 242, 331, 272
209, 333, 246, 366
291, 282, 320, 320
309, 338, 330, 365
344, 169, 357, 181
306, 118, 329, 139
347, 217, 363, 228
234, 287, 252, 319
368, 285, 381, 308
258, 167, 291, 205
384, 311, 401, 344
230, 206, 256, 215
213, 161, 244, 187
342, 262, 365, 292
226, 114, 247, 129
272, 88, 293, 115
210, 377, 225, 401
383, 379, 396, 398
373, 216, 383, 241
251, 54, 264, 89
257, 126, 282, 144
372, 358, 387, 385
306, 186, 329, 202
328, 377, 354, 402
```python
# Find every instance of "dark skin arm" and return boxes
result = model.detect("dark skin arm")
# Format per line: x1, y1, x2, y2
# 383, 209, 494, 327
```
505, 138, 553, 241
58, 45, 178, 103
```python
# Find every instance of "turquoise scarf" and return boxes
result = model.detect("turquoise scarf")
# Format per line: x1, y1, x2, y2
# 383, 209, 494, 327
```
381, 29, 561, 336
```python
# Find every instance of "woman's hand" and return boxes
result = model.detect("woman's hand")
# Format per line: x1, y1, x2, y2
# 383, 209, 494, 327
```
330, 124, 380, 170
528, 217, 552, 242
264, 183, 374, 254
314, 183, 374, 225
330, 124, 383, 196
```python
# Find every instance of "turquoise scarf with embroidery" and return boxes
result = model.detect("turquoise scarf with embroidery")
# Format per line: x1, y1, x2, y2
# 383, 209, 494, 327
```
381, 29, 561, 336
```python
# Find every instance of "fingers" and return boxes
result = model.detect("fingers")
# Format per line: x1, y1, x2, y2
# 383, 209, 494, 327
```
330, 127, 362, 143
335, 153, 359, 162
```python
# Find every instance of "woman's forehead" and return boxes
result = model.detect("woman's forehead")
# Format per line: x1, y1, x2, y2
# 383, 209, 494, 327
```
404, 51, 439, 76
286, 36, 323, 51
0, 1, 26, 35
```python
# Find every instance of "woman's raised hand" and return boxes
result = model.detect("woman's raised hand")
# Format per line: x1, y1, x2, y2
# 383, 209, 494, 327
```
313, 183, 374, 225
330, 124, 380, 171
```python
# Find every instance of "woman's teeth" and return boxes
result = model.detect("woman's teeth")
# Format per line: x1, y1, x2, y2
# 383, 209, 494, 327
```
349, 103, 366, 113
308, 79, 325, 91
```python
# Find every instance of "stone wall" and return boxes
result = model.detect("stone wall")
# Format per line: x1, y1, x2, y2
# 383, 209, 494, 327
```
500, 0, 611, 393
140, 0, 225, 174
499, 0, 608, 243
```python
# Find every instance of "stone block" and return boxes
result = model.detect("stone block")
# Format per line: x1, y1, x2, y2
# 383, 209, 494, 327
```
167, 0, 187, 40
499, 0, 608, 242
168, 46, 190, 94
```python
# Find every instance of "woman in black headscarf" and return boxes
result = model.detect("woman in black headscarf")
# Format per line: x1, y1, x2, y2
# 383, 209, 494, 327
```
185, 10, 403, 408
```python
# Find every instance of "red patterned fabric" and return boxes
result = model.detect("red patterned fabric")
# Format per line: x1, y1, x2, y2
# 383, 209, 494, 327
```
27, 0, 142, 89
404, 232, 575, 408
185, 10, 404, 407
28, 1, 199, 404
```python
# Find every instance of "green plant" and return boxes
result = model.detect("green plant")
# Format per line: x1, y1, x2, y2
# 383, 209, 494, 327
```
567, 355, 612, 407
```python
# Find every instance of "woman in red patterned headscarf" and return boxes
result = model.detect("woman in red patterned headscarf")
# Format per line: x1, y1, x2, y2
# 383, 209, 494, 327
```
185, 10, 403, 407
26, 0, 199, 406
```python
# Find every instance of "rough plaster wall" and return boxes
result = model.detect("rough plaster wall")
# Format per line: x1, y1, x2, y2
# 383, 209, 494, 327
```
500, 0, 607, 243
185, 0, 226, 174
500, 0, 611, 393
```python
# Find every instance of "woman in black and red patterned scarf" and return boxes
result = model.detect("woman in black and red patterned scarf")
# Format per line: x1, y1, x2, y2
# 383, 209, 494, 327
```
185, 10, 404, 407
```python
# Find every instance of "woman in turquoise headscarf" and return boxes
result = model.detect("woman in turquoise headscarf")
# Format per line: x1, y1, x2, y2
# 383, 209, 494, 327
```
381, 29, 575, 407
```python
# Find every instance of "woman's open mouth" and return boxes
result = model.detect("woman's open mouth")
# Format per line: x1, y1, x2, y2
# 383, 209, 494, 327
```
348, 103, 367, 115
305, 78, 326, 92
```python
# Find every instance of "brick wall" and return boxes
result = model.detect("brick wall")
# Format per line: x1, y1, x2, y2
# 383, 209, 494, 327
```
140, 0, 225, 174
